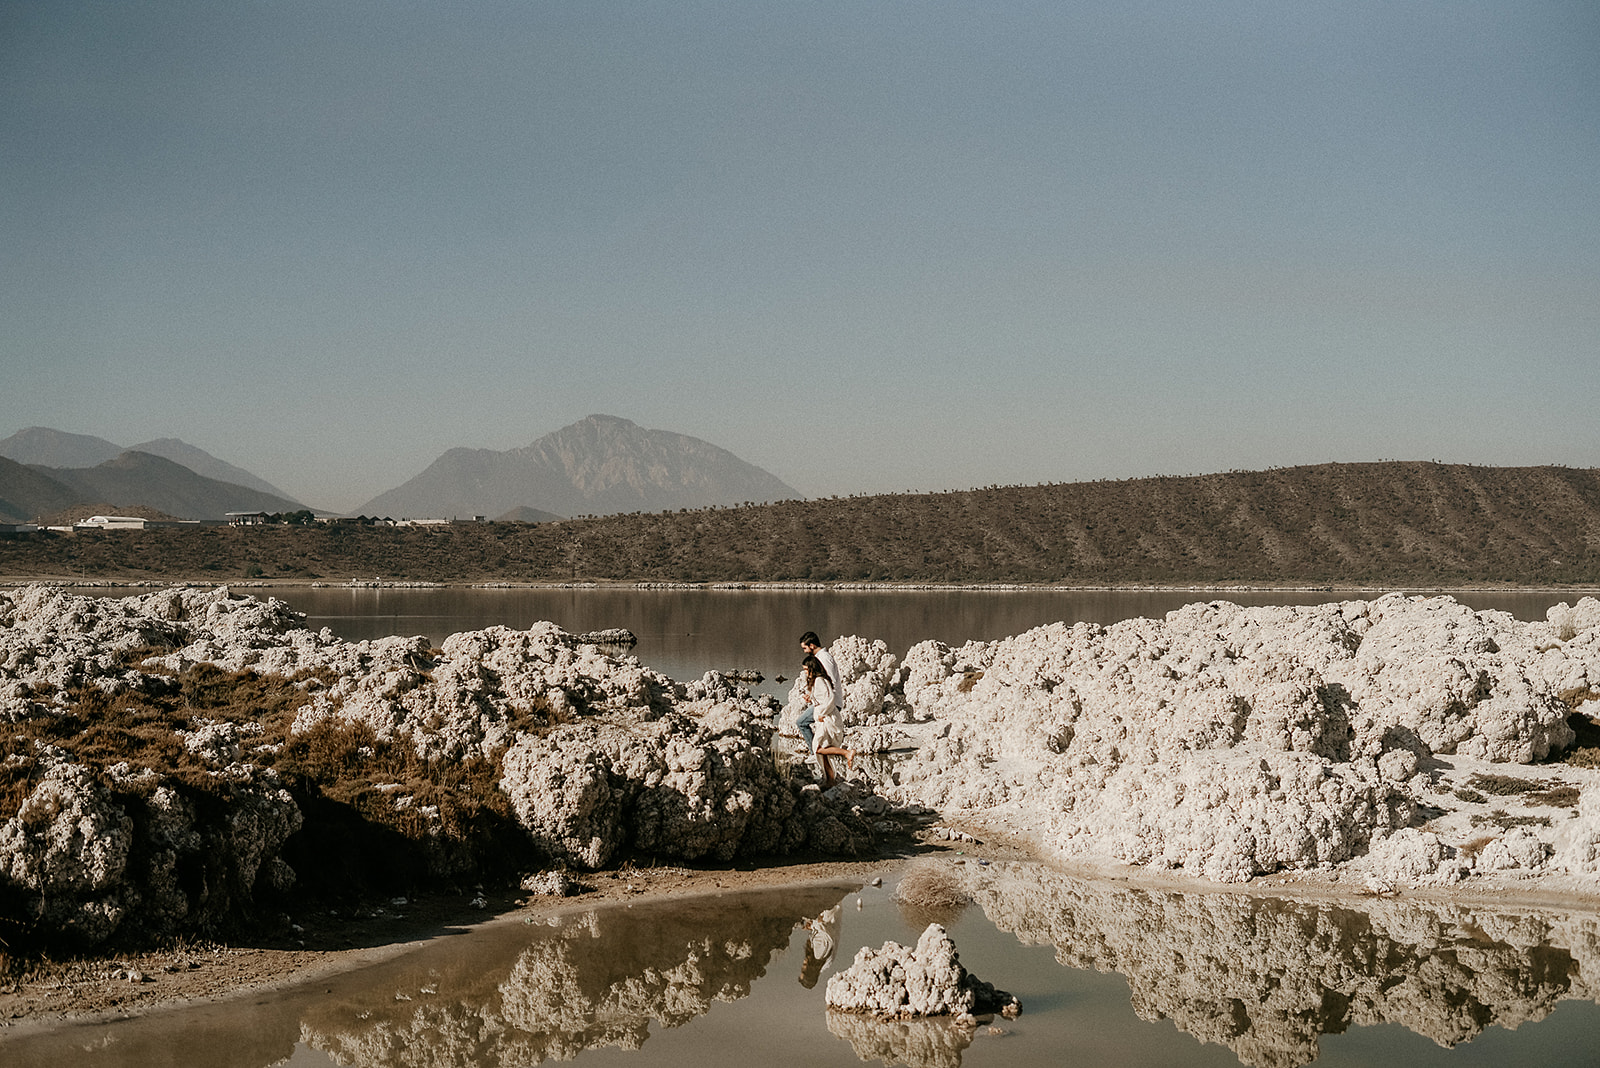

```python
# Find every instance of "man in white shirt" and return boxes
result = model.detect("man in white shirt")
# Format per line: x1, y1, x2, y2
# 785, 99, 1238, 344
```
797, 630, 840, 750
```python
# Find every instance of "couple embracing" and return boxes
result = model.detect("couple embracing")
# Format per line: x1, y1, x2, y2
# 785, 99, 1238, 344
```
797, 631, 854, 786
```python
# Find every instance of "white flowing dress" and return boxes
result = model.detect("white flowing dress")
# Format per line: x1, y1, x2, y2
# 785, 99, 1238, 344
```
810, 678, 842, 752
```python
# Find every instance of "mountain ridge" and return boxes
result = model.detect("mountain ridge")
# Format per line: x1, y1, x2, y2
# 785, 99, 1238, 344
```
355, 414, 799, 518
3, 461, 1596, 587
0, 452, 305, 523
0, 427, 299, 502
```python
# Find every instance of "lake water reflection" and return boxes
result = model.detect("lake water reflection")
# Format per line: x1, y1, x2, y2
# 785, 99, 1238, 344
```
8, 864, 1600, 1068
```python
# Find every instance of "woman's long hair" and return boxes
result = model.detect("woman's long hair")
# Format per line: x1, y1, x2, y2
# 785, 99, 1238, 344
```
802, 653, 826, 696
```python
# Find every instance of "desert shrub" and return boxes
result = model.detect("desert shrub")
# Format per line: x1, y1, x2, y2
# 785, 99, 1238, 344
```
1470, 811, 1551, 830
1527, 785, 1581, 808
1469, 773, 1538, 796
0, 734, 40, 822
273, 716, 513, 840
893, 860, 971, 929
1465, 773, 1580, 808
1565, 749, 1600, 770
0, 662, 527, 880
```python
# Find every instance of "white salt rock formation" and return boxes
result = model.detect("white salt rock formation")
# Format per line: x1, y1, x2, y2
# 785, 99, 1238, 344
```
879, 594, 1600, 883
825, 922, 1019, 1020
0, 752, 302, 945
0, 585, 876, 946
828, 634, 901, 724
288, 622, 676, 762
1554, 785, 1600, 874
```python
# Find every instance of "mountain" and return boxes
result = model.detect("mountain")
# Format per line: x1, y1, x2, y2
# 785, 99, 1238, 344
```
126, 438, 296, 500
355, 415, 799, 519
0, 457, 83, 523
0, 427, 123, 469
31, 451, 305, 521
0, 427, 300, 504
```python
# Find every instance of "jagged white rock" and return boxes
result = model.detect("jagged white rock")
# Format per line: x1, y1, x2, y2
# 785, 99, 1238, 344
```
8, 585, 1600, 948
825, 922, 1019, 1019
878, 594, 1600, 884
0, 585, 873, 946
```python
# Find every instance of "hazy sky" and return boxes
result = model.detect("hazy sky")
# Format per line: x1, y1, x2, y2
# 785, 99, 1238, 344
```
4, 2, 1597, 511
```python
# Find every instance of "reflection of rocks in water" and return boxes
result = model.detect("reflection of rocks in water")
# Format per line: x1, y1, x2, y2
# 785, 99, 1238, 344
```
958, 862, 1600, 1068
825, 1010, 976, 1068
300, 886, 850, 1068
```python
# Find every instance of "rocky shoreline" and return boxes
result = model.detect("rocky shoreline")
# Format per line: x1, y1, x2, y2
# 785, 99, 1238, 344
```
4, 584, 1600, 1021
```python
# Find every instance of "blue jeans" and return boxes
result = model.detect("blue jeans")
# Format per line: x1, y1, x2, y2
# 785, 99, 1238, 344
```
795, 705, 816, 749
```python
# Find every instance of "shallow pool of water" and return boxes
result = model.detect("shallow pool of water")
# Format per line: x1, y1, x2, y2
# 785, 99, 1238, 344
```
8, 862, 1598, 1068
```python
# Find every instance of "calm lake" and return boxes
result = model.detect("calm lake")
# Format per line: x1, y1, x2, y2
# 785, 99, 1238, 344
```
266, 585, 1591, 703
6, 585, 1600, 1068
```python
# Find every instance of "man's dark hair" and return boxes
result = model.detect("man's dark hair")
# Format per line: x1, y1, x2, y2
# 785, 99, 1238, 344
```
800, 631, 821, 647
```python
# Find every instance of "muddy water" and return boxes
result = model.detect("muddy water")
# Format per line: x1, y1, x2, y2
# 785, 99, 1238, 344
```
7, 866, 1600, 1068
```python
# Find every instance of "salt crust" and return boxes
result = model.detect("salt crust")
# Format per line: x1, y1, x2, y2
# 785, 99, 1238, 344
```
6, 585, 1600, 947
0, 585, 873, 945
824, 922, 1018, 1020
872, 593, 1600, 887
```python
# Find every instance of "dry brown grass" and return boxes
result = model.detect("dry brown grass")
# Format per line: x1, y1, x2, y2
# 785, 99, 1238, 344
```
1470, 811, 1551, 830
892, 860, 972, 929
1469, 773, 1540, 796
0, 662, 529, 849
1464, 773, 1581, 809
1527, 785, 1582, 808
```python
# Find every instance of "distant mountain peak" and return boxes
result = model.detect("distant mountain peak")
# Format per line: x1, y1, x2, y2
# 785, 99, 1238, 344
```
0, 427, 123, 468
356, 415, 798, 519
0, 427, 300, 505
126, 437, 298, 501
0, 427, 304, 519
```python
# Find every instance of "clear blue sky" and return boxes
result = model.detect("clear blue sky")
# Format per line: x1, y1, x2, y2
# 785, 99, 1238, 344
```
3, 2, 1597, 511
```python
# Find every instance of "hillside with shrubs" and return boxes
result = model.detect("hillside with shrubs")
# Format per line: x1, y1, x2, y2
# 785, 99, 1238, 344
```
2, 461, 1598, 586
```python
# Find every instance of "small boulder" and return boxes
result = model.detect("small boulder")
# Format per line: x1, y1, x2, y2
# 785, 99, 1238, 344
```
825, 923, 1019, 1020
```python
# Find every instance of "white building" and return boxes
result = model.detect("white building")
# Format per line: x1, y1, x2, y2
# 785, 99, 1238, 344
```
75, 515, 150, 530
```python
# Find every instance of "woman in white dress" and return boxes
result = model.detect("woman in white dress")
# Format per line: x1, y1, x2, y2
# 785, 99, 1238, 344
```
802, 653, 853, 786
